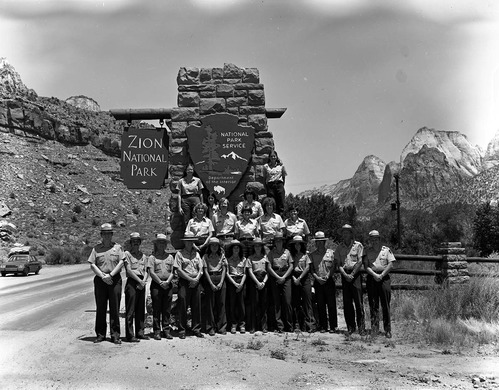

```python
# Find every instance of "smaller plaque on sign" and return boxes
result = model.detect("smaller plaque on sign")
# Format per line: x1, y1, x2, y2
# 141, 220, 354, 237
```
121, 127, 169, 189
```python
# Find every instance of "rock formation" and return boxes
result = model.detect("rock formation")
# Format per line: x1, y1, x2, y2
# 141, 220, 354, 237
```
65, 95, 101, 112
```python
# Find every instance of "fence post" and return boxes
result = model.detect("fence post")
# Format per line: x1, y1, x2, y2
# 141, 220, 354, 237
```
435, 242, 469, 285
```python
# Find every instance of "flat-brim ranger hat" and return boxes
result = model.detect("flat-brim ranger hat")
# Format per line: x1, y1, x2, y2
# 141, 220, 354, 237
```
337, 224, 354, 235
226, 239, 243, 251
273, 232, 285, 241
251, 237, 264, 246
208, 237, 221, 245
368, 230, 380, 237
181, 232, 199, 241
153, 233, 168, 243
100, 223, 113, 233
129, 232, 143, 242
313, 231, 328, 241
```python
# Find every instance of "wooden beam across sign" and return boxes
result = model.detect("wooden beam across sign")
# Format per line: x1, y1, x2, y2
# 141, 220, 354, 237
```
109, 107, 287, 121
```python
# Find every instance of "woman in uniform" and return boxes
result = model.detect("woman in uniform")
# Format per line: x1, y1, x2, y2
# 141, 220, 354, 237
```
174, 232, 205, 339
185, 202, 214, 255
267, 232, 293, 333
202, 237, 228, 336
236, 187, 264, 220
259, 197, 285, 246
235, 205, 260, 258
88, 223, 125, 344
246, 238, 269, 333
225, 240, 248, 334
124, 232, 149, 342
263, 150, 287, 215
289, 236, 315, 332
148, 233, 175, 340
177, 163, 204, 225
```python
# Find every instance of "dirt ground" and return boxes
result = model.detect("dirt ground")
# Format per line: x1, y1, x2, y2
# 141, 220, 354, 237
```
0, 264, 498, 389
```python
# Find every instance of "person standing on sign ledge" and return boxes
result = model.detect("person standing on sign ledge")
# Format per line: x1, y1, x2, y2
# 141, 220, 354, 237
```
88, 223, 125, 344
177, 163, 204, 225
334, 224, 365, 336
263, 150, 287, 215
363, 230, 396, 339
124, 232, 149, 342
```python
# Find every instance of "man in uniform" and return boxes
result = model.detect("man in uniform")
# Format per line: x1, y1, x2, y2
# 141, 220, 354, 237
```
363, 230, 396, 338
88, 223, 126, 344
334, 224, 365, 335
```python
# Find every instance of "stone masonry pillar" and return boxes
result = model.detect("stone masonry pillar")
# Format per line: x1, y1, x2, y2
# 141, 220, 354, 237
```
435, 242, 469, 285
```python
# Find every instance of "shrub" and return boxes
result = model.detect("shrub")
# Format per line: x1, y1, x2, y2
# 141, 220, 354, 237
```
132, 207, 139, 215
71, 215, 78, 223
246, 338, 264, 350
310, 338, 327, 346
92, 218, 100, 227
270, 348, 287, 360
73, 205, 82, 214
9, 192, 15, 199
45, 246, 85, 265
147, 197, 153, 204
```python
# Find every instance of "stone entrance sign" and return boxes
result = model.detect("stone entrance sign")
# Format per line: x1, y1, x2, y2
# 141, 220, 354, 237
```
186, 113, 254, 197
120, 127, 169, 189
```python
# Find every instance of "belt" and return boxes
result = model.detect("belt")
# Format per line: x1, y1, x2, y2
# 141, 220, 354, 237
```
267, 181, 283, 185
239, 237, 254, 241
209, 270, 223, 275
217, 234, 234, 239
181, 194, 200, 198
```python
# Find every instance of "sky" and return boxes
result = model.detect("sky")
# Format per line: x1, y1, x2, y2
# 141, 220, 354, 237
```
1, 0, 499, 194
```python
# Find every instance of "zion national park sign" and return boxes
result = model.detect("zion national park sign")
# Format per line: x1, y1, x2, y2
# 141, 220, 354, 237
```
186, 113, 255, 197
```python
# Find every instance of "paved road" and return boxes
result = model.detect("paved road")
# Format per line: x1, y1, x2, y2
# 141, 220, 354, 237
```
0, 264, 95, 331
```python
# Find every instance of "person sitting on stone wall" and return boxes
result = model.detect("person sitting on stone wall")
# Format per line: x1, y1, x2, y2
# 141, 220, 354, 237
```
236, 187, 264, 220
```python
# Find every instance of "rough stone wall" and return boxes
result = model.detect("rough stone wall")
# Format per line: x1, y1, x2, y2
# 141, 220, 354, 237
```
168, 63, 275, 209
435, 242, 469, 285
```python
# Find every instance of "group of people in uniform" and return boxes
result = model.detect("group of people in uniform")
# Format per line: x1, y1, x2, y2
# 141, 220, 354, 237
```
88, 217, 396, 343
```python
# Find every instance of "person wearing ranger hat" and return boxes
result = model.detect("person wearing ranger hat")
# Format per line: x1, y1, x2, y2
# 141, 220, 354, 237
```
334, 224, 366, 335
246, 237, 269, 333
173, 231, 205, 339
202, 237, 228, 336
363, 230, 396, 338
310, 231, 338, 333
225, 240, 248, 334
147, 233, 175, 340
124, 232, 149, 342
267, 232, 293, 333
87, 223, 126, 344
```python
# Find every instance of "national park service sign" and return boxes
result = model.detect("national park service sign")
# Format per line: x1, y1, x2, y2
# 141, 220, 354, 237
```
186, 113, 254, 197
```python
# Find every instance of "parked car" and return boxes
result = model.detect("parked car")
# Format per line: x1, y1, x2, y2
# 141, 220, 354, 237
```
1, 250, 42, 276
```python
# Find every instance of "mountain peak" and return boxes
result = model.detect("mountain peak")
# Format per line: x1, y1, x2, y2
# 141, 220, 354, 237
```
0, 57, 34, 98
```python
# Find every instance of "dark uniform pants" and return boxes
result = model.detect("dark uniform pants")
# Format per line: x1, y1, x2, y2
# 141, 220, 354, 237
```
181, 195, 201, 225
270, 276, 292, 332
291, 276, 315, 332
247, 281, 268, 332
125, 276, 146, 339
341, 274, 365, 333
266, 181, 286, 215
203, 279, 227, 333
366, 275, 391, 333
177, 279, 202, 335
150, 281, 173, 333
94, 275, 122, 339
314, 278, 337, 331
227, 280, 246, 329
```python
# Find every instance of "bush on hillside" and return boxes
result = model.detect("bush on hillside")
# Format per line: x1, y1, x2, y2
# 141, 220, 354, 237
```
45, 246, 86, 265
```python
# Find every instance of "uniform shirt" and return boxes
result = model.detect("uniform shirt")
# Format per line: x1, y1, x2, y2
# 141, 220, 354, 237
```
259, 213, 285, 240
177, 177, 203, 195
248, 253, 269, 281
284, 217, 310, 238
263, 164, 287, 183
226, 256, 248, 279
185, 217, 214, 237
364, 246, 396, 273
310, 248, 335, 280
87, 243, 125, 273
148, 253, 174, 281
203, 253, 227, 274
211, 211, 237, 236
125, 251, 148, 277
334, 241, 364, 272
268, 248, 291, 277
235, 218, 259, 239
292, 252, 311, 274
173, 249, 203, 279
236, 200, 264, 220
